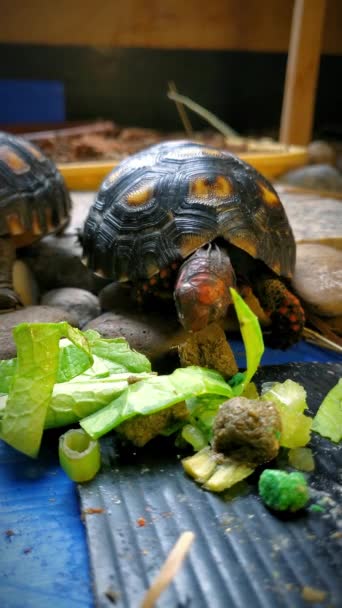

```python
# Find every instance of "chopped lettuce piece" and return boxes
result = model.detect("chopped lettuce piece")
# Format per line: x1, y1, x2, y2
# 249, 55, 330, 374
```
288, 447, 315, 472
263, 380, 308, 413
262, 380, 312, 448
0, 358, 17, 394
84, 332, 151, 374
185, 393, 227, 446
0, 322, 92, 457
57, 341, 94, 383
181, 424, 208, 451
312, 378, 342, 443
230, 288, 264, 395
81, 366, 233, 439
45, 372, 152, 428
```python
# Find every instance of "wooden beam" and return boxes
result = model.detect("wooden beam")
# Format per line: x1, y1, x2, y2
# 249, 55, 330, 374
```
0, 0, 341, 54
279, 0, 327, 146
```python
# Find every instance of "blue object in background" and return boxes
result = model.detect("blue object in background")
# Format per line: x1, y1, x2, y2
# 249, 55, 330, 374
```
0, 80, 65, 124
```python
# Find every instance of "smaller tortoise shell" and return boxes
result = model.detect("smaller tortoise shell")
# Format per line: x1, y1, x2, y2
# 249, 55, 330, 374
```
82, 140, 296, 282
0, 132, 71, 247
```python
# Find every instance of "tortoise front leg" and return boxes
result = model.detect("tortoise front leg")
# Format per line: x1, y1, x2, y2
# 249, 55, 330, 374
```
254, 275, 305, 349
0, 237, 22, 311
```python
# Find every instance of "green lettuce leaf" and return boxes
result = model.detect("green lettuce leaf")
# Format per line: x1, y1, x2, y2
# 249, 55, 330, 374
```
81, 366, 233, 439
312, 378, 342, 443
230, 288, 264, 395
84, 331, 151, 374
0, 322, 92, 457
0, 359, 17, 394
45, 372, 153, 429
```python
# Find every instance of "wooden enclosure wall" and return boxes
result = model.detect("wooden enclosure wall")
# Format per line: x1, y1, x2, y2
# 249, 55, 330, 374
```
1, 0, 341, 54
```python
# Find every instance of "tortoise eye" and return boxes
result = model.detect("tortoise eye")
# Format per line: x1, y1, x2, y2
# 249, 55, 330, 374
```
0, 146, 30, 174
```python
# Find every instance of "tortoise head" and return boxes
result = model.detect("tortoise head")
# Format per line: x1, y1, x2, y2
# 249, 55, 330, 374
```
174, 244, 236, 332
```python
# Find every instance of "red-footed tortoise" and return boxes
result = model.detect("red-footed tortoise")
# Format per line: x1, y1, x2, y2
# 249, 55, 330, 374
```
82, 140, 305, 349
0, 132, 72, 310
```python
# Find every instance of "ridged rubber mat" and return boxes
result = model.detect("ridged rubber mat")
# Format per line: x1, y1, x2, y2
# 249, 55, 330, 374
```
78, 362, 342, 608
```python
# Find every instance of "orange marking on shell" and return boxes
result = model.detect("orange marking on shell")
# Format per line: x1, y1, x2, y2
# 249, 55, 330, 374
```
20, 140, 44, 161
126, 183, 154, 206
179, 234, 209, 258
159, 268, 169, 279
0, 146, 30, 174
292, 324, 301, 332
45, 207, 55, 231
6, 213, 25, 235
258, 181, 281, 207
190, 175, 232, 199
149, 277, 157, 286
229, 235, 257, 259
31, 210, 42, 235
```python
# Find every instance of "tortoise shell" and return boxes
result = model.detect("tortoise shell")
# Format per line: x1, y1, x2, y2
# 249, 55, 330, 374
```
82, 140, 295, 282
0, 132, 71, 247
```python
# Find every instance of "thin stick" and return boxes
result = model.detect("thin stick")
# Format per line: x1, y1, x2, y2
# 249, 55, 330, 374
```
167, 90, 239, 139
140, 531, 195, 608
168, 82, 194, 138
303, 327, 342, 354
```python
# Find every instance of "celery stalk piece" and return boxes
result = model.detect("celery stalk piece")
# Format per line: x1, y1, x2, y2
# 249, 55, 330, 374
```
230, 288, 264, 395
182, 447, 218, 483
203, 459, 254, 492
59, 428, 101, 482
0, 322, 92, 457
312, 378, 342, 442
182, 447, 254, 492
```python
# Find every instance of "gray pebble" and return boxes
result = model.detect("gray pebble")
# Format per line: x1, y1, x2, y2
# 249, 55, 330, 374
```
0, 305, 79, 360
280, 164, 342, 192
41, 288, 101, 328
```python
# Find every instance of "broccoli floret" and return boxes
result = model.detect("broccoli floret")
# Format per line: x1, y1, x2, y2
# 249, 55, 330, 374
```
258, 469, 309, 512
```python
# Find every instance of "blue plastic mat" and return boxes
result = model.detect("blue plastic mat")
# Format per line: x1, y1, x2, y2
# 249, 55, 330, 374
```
0, 439, 93, 608
0, 340, 341, 608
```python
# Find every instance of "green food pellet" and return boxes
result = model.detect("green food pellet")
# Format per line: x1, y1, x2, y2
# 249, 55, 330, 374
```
309, 504, 325, 513
258, 469, 310, 512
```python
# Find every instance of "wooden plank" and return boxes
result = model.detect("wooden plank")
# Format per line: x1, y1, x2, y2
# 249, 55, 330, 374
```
0, 0, 341, 54
279, 0, 327, 146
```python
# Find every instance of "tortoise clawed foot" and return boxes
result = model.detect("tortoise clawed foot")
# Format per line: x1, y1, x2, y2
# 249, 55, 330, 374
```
0, 288, 23, 312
